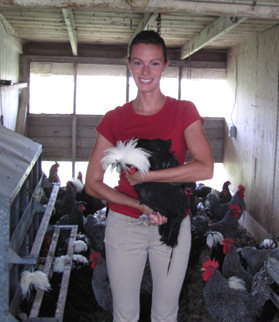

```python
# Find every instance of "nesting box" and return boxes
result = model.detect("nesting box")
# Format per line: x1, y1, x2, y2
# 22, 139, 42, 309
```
0, 125, 43, 321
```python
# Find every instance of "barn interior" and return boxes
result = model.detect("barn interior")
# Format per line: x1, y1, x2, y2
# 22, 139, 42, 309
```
1, 0, 279, 321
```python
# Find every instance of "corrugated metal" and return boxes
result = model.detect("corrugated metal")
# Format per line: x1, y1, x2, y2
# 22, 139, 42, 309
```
0, 124, 42, 203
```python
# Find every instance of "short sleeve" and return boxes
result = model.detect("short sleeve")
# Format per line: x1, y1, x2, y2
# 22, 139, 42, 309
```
96, 110, 118, 145
180, 100, 204, 130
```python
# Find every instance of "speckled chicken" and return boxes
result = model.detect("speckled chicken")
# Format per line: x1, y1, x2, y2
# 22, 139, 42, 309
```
202, 258, 272, 321
238, 246, 275, 276
222, 243, 253, 290
90, 252, 113, 312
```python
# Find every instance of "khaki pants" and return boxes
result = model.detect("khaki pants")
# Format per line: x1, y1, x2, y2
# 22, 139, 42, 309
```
104, 210, 191, 322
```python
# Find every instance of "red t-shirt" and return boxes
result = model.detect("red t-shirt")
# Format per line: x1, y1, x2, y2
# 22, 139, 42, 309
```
97, 96, 203, 218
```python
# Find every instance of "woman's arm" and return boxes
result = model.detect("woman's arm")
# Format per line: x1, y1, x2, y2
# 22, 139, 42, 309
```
85, 133, 166, 223
126, 120, 214, 184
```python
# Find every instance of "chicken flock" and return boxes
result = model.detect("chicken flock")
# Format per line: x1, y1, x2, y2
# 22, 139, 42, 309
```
17, 161, 279, 322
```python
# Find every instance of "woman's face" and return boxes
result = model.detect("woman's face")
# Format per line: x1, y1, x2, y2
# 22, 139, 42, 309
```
128, 43, 169, 94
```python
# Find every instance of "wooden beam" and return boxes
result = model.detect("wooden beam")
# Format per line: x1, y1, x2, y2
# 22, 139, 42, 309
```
180, 16, 247, 59
62, 8, 78, 56
16, 87, 28, 135
1, 1, 279, 19
129, 12, 156, 43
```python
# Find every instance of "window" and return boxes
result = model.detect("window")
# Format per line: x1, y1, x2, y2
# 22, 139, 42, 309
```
76, 64, 127, 114
29, 63, 74, 114
181, 67, 229, 117
31, 62, 228, 190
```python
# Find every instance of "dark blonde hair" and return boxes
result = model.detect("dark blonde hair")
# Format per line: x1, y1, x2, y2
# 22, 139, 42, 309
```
128, 30, 167, 63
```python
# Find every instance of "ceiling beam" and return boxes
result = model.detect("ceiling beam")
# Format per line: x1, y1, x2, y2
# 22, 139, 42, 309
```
62, 8, 78, 56
1, 1, 279, 19
129, 12, 157, 43
180, 16, 247, 60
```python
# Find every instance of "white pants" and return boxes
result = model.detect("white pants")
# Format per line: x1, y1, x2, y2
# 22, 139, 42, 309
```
104, 210, 192, 322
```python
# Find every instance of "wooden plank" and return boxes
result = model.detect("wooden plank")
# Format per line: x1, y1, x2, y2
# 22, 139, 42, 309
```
62, 8, 78, 56
29, 183, 60, 258
27, 114, 225, 162
180, 16, 247, 59
2, 0, 279, 19
55, 226, 78, 319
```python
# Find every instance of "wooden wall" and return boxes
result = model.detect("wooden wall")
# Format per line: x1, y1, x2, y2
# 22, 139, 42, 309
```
27, 114, 224, 163
225, 25, 279, 240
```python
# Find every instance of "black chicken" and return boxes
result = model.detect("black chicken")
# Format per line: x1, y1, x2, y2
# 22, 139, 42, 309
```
206, 184, 246, 222
83, 212, 106, 258
101, 138, 189, 248
51, 181, 77, 223
208, 204, 242, 239
219, 180, 232, 203
206, 232, 235, 272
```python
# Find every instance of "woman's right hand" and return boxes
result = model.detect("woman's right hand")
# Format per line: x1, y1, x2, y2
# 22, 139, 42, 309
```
139, 203, 167, 226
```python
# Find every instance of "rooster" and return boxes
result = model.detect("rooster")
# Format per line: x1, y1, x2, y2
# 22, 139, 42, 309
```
101, 138, 189, 248
206, 184, 246, 222
206, 232, 235, 271
207, 204, 242, 239
202, 258, 272, 321
219, 180, 232, 204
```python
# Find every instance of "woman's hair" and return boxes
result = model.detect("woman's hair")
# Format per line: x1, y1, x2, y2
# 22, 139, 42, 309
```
128, 30, 167, 63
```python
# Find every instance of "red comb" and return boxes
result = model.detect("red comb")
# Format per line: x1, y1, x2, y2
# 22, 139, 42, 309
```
203, 258, 219, 269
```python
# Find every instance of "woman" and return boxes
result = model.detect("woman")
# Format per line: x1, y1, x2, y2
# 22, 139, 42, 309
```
85, 30, 214, 322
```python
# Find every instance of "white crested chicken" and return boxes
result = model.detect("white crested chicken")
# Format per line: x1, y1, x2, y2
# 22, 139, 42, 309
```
202, 258, 272, 321
101, 138, 189, 248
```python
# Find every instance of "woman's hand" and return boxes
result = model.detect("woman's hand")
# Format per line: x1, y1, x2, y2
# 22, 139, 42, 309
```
149, 212, 168, 225
126, 168, 167, 225
139, 203, 167, 226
